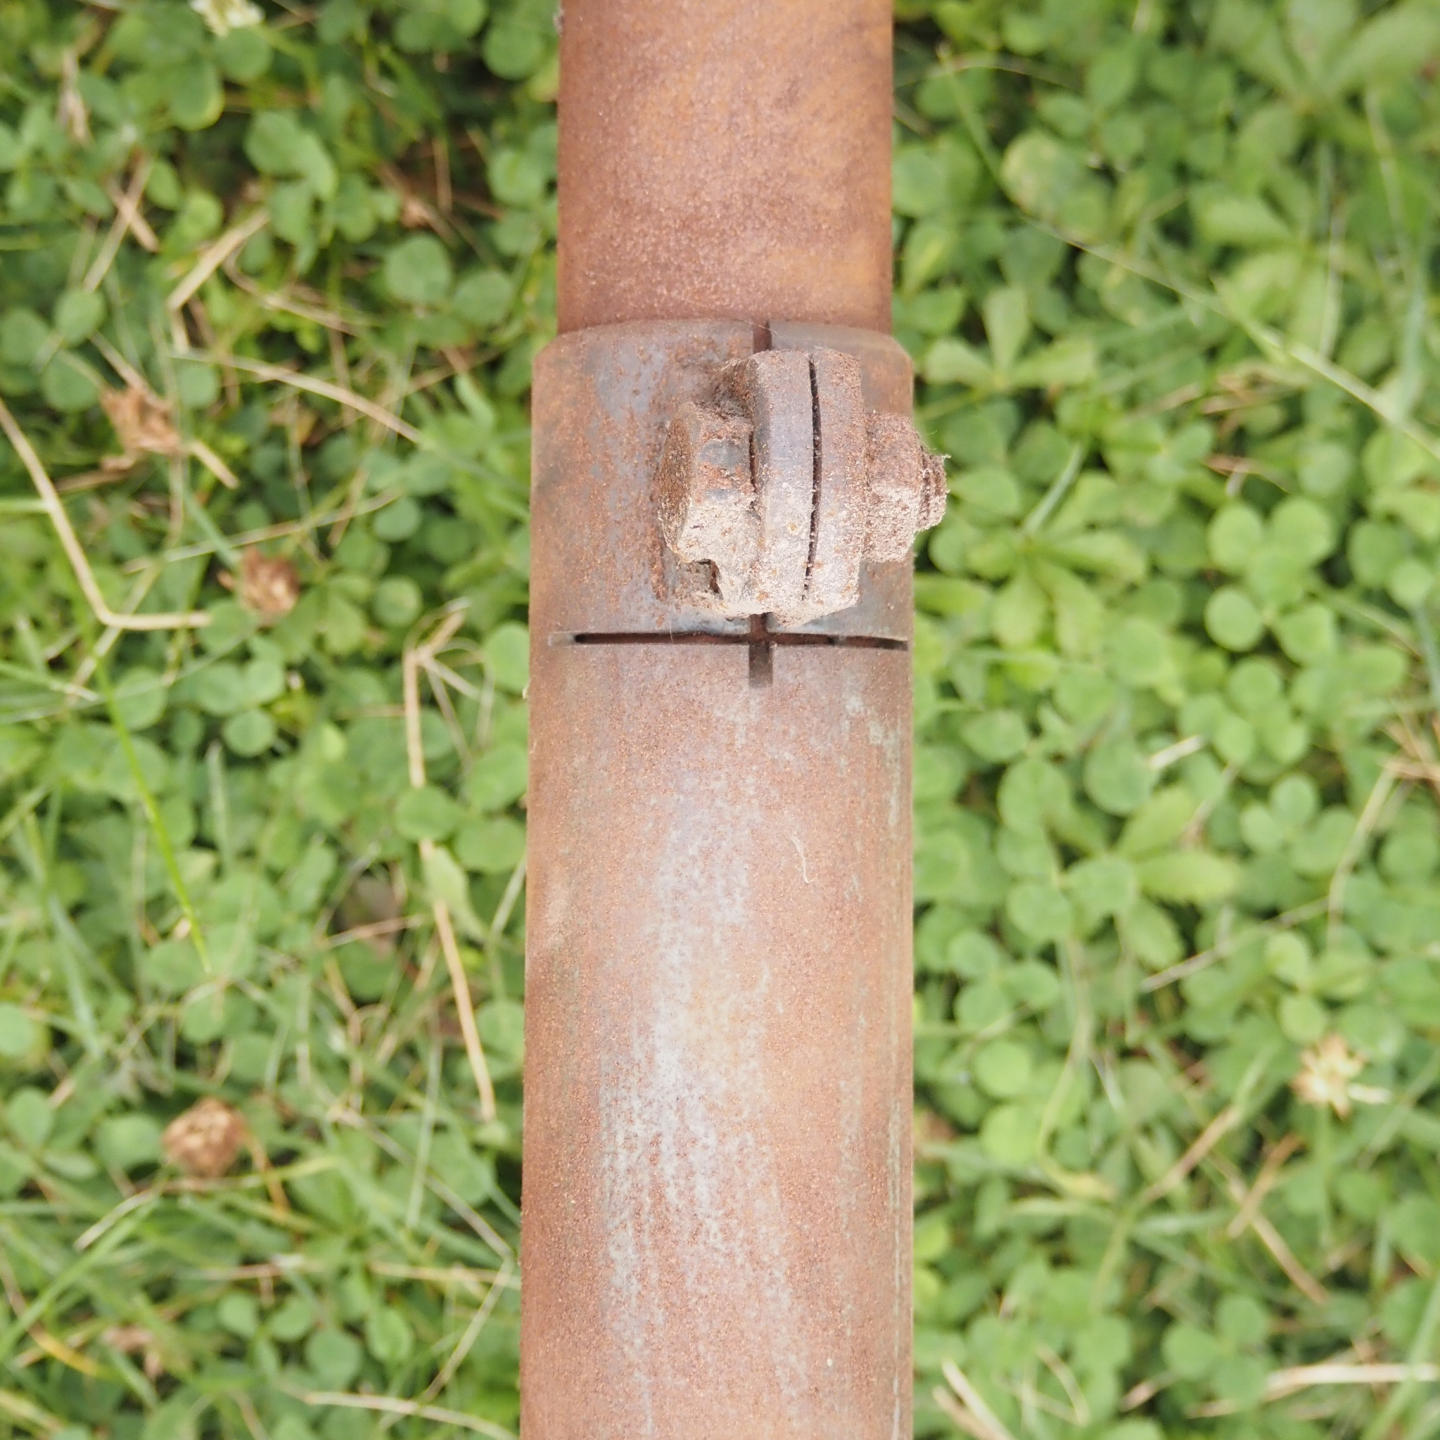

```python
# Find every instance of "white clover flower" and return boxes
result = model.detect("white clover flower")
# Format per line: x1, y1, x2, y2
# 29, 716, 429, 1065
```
1292, 1034, 1366, 1118
190, 0, 264, 37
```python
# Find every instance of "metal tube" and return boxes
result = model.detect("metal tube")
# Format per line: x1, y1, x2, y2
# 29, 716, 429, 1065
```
555, 0, 895, 333
524, 642, 912, 1440
523, 6, 912, 1437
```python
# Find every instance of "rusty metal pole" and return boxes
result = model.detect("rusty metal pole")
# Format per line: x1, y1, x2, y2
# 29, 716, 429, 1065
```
522, 4, 937, 1437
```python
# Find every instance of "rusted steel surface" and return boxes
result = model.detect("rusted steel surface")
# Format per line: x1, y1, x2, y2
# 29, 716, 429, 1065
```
523, 641, 913, 1440
529, 319, 918, 642
523, 315, 918, 1438
657, 344, 946, 623
526, 1, 913, 1433
555, 0, 894, 334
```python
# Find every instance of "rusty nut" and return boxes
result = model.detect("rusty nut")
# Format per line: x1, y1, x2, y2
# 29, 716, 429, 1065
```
656, 345, 946, 624
864, 414, 948, 563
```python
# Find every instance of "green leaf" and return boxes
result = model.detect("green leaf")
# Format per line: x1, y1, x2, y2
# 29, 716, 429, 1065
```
270, 1294, 315, 1342
215, 26, 271, 81
0, 1005, 45, 1064
1010, 336, 1097, 389
1208, 504, 1263, 571
1227, 658, 1283, 714
1205, 587, 1265, 651
372, 576, 422, 629
923, 336, 992, 386
1285, 0, 1357, 74
1274, 602, 1335, 663
1005, 880, 1074, 944
1136, 852, 1240, 904
245, 112, 336, 196
364, 1308, 414, 1364
467, 742, 529, 810
1104, 616, 1174, 689
374, 495, 423, 541
421, 843, 488, 939
384, 234, 454, 306
140, 1397, 199, 1440
195, 663, 250, 716
488, 148, 548, 207
6, 1087, 51, 1148
169, 61, 224, 130
217, 1293, 260, 1338
53, 289, 105, 344
1083, 739, 1154, 816
484, 12, 548, 77
1162, 1321, 1223, 1379
962, 710, 1028, 763
1192, 188, 1292, 246
1, 308, 47, 365
1328, 1, 1440, 93
1000, 131, 1086, 222
395, 785, 464, 841
982, 286, 1031, 373
41, 354, 100, 412
1066, 853, 1139, 924
1291, 807, 1354, 876
304, 1329, 363, 1388
894, 146, 949, 218
454, 268, 513, 328
978, 1100, 1044, 1166
992, 572, 1048, 649
997, 758, 1070, 835
454, 816, 525, 874
396, 0, 487, 50
1391, 1196, 1440, 1269
483, 621, 529, 693
1211, 1353, 1269, 1407
221, 710, 276, 757
1268, 496, 1335, 564
973, 1039, 1033, 1098
139, 939, 205, 997
1279, 992, 1327, 1043
1216, 1291, 1269, 1346
96, 1114, 164, 1172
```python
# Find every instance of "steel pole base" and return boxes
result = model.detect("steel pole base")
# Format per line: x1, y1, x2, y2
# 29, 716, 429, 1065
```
524, 642, 912, 1439
523, 320, 915, 1440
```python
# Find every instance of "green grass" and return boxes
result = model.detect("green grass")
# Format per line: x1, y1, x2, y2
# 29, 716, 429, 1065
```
3, 1, 1440, 1437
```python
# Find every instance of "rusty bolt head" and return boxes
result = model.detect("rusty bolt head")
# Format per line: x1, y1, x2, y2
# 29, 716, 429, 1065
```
657, 346, 946, 623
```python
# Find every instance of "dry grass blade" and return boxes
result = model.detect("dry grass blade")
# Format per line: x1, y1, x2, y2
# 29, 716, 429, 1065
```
104, 170, 159, 253
402, 607, 497, 1122
1215, 1159, 1329, 1307
1191, 1359, 1440, 1416
294, 1390, 515, 1439
188, 352, 425, 444
167, 209, 269, 313
418, 1256, 515, 1403
81, 154, 149, 291
0, 393, 210, 631
939, 1360, 1018, 1440
1227, 1133, 1302, 1238
1140, 1102, 1242, 1206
